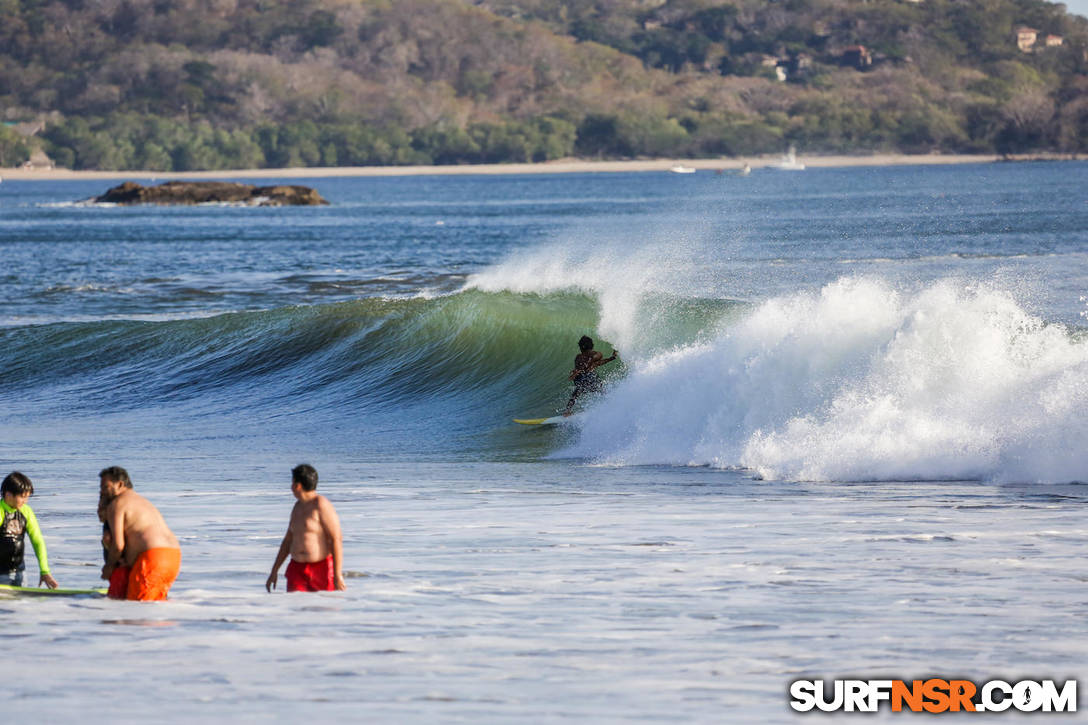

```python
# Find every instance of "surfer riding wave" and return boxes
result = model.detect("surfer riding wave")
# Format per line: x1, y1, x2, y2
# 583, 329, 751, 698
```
565, 335, 618, 416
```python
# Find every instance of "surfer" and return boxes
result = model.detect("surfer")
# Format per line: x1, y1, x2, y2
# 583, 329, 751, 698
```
266, 464, 346, 593
0, 472, 58, 589
99, 466, 181, 601
564, 335, 618, 415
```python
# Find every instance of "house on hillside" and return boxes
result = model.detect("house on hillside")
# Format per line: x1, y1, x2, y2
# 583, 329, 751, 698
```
12, 120, 45, 137
1016, 27, 1039, 52
841, 45, 872, 68
764, 53, 813, 83
1016, 27, 1063, 52
21, 149, 54, 170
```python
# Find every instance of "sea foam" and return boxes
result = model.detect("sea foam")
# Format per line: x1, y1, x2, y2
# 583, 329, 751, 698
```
565, 277, 1088, 483
465, 218, 723, 359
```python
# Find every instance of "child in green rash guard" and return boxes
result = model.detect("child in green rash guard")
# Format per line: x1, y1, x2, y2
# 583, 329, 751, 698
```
0, 472, 59, 589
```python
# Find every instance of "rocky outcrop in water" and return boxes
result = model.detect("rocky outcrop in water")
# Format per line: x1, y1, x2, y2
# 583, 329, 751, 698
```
92, 181, 329, 206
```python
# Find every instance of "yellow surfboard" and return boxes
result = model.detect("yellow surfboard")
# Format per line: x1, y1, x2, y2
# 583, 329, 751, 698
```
0, 584, 107, 596
513, 415, 567, 425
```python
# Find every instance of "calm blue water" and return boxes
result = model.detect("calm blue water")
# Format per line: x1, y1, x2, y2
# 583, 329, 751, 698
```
0, 164, 1085, 722
3, 165, 1086, 323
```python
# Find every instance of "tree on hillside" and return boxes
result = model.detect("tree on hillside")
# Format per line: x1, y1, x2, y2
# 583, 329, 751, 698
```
0, 125, 31, 166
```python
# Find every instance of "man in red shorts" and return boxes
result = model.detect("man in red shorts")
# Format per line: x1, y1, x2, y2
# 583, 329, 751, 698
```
266, 464, 346, 593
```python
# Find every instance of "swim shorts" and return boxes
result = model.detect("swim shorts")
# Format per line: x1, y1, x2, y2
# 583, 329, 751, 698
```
126, 547, 181, 601
286, 555, 334, 592
108, 564, 130, 599
572, 371, 603, 395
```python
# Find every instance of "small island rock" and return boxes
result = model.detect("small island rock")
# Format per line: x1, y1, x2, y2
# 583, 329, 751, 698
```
92, 181, 329, 206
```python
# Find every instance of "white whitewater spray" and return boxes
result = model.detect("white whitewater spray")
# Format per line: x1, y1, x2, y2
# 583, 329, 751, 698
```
465, 217, 726, 360
565, 277, 1088, 483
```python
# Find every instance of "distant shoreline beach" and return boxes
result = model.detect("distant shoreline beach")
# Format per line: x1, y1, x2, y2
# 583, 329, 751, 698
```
1, 153, 1054, 181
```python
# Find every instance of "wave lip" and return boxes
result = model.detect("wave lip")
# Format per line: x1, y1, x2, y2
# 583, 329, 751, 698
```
566, 277, 1088, 484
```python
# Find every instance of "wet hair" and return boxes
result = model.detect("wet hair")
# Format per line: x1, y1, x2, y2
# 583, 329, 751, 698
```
1, 471, 34, 497
99, 466, 133, 489
578, 335, 594, 352
292, 464, 319, 491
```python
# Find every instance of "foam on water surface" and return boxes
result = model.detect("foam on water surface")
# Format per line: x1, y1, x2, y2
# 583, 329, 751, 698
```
561, 277, 1088, 483
9, 464, 1088, 722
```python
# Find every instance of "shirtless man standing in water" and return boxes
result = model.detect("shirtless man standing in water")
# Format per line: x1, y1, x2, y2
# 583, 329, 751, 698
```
100, 466, 181, 601
266, 464, 346, 592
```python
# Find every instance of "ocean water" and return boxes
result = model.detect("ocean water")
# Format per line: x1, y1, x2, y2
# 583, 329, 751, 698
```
0, 163, 1085, 722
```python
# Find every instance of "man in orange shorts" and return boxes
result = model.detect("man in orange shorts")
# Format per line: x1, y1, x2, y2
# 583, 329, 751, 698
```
266, 464, 346, 593
99, 466, 181, 601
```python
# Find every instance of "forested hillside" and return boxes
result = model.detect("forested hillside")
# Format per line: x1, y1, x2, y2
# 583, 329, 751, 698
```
1, 0, 1086, 170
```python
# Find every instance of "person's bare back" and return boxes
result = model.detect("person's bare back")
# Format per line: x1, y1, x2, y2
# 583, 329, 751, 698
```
106, 489, 179, 566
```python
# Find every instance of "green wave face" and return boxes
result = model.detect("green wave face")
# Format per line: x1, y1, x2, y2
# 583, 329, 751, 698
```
0, 289, 741, 459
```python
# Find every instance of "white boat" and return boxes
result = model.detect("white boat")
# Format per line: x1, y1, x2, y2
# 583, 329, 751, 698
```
668, 165, 696, 174
769, 147, 805, 170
